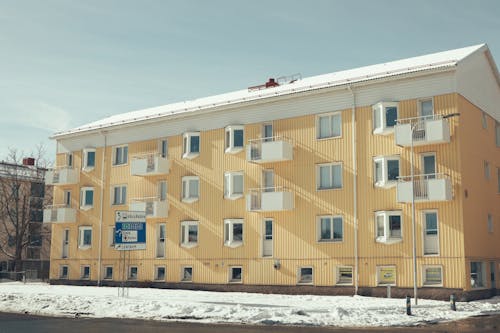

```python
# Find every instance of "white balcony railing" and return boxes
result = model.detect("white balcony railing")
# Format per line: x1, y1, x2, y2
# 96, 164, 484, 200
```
396, 173, 452, 203
43, 204, 76, 223
129, 197, 169, 218
246, 186, 294, 212
246, 136, 293, 163
395, 115, 451, 147
44, 167, 78, 185
131, 153, 170, 176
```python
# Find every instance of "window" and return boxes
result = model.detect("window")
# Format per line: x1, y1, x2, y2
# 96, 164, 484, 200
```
498, 168, 500, 193
375, 211, 402, 244
82, 148, 96, 171
482, 112, 488, 129
317, 112, 341, 139
81, 265, 90, 279
78, 226, 92, 249
111, 185, 127, 205
224, 171, 244, 200
180, 221, 198, 248
262, 219, 273, 257
155, 266, 166, 281
108, 226, 115, 247
372, 102, 398, 134
181, 176, 199, 203
113, 145, 128, 166
317, 216, 343, 242
128, 266, 138, 280
484, 161, 491, 180
316, 163, 342, 190
423, 266, 442, 286
496, 122, 500, 147
65, 153, 73, 167
298, 267, 313, 284
159, 139, 168, 158
471, 262, 485, 288
181, 266, 192, 282
182, 132, 200, 159
224, 219, 243, 248
225, 125, 244, 153
60, 265, 68, 279
423, 211, 439, 255
488, 214, 493, 233
80, 187, 94, 210
377, 266, 396, 286
158, 180, 167, 202
229, 266, 242, 283
419, 99, 433, 117
104, 266, 113, 280
156, 223, 166, 258
373, 156, 399, 188
336, 266, 353, 285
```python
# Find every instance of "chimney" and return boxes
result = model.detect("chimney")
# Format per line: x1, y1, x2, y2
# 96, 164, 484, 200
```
265, 78, 279, 88
22, 157, 35, 166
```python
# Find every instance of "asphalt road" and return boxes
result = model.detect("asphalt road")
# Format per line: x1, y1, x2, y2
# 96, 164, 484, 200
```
0, 312, 499, 333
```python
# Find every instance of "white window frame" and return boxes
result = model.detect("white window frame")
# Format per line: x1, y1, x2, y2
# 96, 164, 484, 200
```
418, 98, 434, 117
224, 219, 244, 248
65, 153, 73, 168
484, 161, 491, 180
316, 112, 342, 139
112, 145, 128, 166
375, 211, 402, 244
182, 132, 200, 159
104, 266, 113, 280
422, 210, 439, 256
181, 266, 193, 282
317, 215, 343, 242
128, 266, 138, 280
181, 176, 199, 203
180, 221, 198, 248
336, 266, 354, 285
78, 226, 92, 249
316, 162, 342, 190
80, 187, 94, 210
155, 266, 166, 281
156, 223, 166, 258
158, 180, 167, 202
229, 266, 243, 283
373, 156, 400, 188
60, 265, 69, 279
224, 171, 244, 200
297, 266, 313, 285
225, 125, 244, 154
422, 265, 443, 287
82, 148, 96, 172
111, 184, 127, 206
482, 112, 488, 129
372, 101, 399, 135
159, 138, 168, 158
80, 265, 90, 280
376, 265, 396, 286
108, 226, 115, 247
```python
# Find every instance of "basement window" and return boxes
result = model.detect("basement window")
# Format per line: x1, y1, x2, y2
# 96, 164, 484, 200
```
298, 267, 313, 284
229, 266, 242, 283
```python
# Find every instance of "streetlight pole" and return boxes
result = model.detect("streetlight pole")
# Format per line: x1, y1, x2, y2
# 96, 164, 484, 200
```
410, 122, 418, 305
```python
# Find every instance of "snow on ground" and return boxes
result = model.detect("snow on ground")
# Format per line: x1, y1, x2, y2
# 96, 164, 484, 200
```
1, 282, 500, 327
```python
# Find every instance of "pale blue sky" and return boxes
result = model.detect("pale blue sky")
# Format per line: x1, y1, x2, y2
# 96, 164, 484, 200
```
1, 0, 499, 160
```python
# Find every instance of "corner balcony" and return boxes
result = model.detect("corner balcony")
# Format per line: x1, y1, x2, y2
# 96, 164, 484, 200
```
246, 187, 294, 212
396, 174, 452, 203
246, 136, 293, 163
395, 115, 450, 147
44, 167, 78, 185
43, 205, 76, 223
129, 197, 169, 218
131, 154, 170, 176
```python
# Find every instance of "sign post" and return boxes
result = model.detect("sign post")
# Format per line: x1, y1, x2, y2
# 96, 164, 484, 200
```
114, 211, 146, 297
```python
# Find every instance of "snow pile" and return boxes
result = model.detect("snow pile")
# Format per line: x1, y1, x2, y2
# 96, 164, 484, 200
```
0, 282, 499, 327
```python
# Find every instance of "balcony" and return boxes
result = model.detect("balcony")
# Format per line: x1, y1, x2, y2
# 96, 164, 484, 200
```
396, 174, 452, 203
129, 197, 169, 218
131, 154, 170, 176
395, 115, 450, 147
45, 167, 78, 185
43, 205, 76, 223
246, 136, 293, 163
246, 187, 294, 212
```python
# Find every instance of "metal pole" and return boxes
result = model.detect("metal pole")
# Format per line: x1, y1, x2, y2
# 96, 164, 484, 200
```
411, 124, 418, 305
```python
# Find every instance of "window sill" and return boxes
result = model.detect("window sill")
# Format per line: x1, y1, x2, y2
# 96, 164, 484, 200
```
316, 187, 342, 191
112, 163, 128, 167
182, 152, 200, 160
373, 127, 395, 136
182, 197, 199, 204
316, 135, 342, 141
82, 166, 95, 172
224, 194, 243, 200
336, 282, 353, 286
376, 237, 402, 245
224, 241, 243, 248
297, 281, 313, 285
318, 239, 343, 243
225, 147, 244, 154
180, 279, 193, 283
229, 280, 242, 284
80, 205, 94, 211
78, 245, 91, 250
181, 242, 198, 249
374, 181, 397, 189
423, 283, 443, 287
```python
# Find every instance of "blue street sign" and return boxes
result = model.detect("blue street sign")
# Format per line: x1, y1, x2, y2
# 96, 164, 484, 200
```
115, 211, 146, 250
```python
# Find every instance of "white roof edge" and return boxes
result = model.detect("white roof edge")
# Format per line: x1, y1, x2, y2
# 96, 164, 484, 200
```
52, 44, 488, 140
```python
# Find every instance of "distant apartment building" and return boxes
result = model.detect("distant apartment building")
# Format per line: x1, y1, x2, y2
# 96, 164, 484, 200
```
45, 44, 500, 299
0, 159, 51, 279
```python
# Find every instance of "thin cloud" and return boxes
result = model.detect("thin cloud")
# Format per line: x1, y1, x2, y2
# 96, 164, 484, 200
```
5, 101, 72, 132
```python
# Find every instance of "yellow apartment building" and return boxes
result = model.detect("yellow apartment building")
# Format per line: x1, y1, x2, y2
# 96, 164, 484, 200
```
44, 44, 500, 300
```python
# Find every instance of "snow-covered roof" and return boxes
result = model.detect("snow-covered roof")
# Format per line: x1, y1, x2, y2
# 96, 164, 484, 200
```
53, 44, 488, 139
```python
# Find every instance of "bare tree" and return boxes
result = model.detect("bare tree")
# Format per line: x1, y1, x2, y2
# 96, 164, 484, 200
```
0, 145, 52, 277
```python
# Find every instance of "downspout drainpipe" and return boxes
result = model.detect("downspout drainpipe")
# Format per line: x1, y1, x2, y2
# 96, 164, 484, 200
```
348, 85, 359, 295
97, 131, 107, 286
